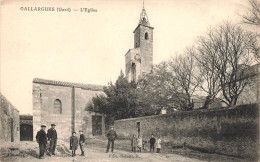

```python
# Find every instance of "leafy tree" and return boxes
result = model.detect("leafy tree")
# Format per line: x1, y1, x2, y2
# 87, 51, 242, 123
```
136, 62, 170, 114
89, 70, 138, 121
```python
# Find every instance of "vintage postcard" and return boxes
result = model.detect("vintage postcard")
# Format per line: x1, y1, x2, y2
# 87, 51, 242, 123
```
0, 0, 259, 161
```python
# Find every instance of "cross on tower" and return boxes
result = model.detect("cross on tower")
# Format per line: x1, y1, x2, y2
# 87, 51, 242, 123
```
139, 1, 150, 26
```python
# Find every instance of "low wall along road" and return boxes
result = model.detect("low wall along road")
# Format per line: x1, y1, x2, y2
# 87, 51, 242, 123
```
114, 104, 259, 159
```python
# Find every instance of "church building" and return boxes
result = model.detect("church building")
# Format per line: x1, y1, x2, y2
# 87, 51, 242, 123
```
32, 78, 105, 139
125, 5, 154, 82
32, 5, 155, 139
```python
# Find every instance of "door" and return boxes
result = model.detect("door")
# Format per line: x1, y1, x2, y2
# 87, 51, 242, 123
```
92, 116, 102, 136
20, 124, 33, 141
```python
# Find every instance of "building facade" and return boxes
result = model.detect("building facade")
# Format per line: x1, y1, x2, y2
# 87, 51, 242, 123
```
32, 78, 105, 139
125, 6, 154, 82
0, 92, 20, 143
237, 63, 260, 105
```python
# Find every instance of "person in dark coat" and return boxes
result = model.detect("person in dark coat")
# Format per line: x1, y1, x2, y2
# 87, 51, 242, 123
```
36, 125, 47, 159
79, 130, 86, 156
149, 134, 156, 152
47, 124, 57, 156
106, 126, 117, 153
70, 132, 78, 157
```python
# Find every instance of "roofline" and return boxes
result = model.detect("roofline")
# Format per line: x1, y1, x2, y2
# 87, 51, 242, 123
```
0, 92, 20, 112
125, 48, 140, 56
33, 78, 105, 91
133, 24, 154, 33
125, 49, 131, 56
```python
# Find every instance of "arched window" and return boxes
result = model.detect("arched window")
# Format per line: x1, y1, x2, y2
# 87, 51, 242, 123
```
145, 32, 149, 40
54, 99, 62, 114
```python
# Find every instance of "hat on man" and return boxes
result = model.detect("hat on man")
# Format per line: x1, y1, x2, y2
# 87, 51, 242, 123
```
41, 125, 46, 127
51, 124, 56, 126
72, 131, 76, 134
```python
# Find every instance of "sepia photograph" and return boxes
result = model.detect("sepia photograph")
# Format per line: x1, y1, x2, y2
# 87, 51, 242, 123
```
0, 0, 259, 161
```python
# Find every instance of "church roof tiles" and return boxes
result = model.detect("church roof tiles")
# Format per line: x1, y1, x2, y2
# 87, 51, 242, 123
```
33, 78, 104, 91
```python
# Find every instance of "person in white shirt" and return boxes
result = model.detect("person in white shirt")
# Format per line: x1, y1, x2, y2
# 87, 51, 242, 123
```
137, 135, 143, 152
156, 136, 162, 153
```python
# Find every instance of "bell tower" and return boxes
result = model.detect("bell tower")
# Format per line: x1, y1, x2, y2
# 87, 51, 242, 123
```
125, 3, 154, 82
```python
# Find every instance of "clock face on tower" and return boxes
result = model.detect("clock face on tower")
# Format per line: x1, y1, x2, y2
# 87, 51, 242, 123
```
135, 54, 141, 61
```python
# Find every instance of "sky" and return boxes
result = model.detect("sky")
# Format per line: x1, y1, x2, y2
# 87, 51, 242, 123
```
0, 0, 252, 114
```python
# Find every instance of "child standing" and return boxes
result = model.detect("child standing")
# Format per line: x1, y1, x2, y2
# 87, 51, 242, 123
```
79, 130, 86, 156
70, 132, 78, 157
156, 136, 162, 153
137, 135, 142, 152
142, 140, 147, 151
131, 135, 137, 152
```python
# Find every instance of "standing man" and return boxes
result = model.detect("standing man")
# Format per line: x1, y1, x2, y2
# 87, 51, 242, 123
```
79, 130, 86, 156
106, 126, 117, 153
47, 124, 57, 156
149, 134, 156, 152
36, 125, 47, 159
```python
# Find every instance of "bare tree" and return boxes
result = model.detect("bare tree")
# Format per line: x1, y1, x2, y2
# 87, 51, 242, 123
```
136, 51, 202, 112
241, 0, 260, 27
194, 34, 222, 109
197, 22, 259, 106
137, 21, 259, 111
167, 48, 202, 110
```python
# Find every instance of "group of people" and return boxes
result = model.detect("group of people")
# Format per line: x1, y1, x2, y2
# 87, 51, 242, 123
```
131, 134, 162, 153
36, 124, 161, 159
36, 124, 58, 159
35, 124, 85, 159
69, 130, 86, 157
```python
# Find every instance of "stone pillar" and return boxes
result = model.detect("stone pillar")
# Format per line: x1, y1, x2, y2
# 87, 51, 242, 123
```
71, 87, 75, 132
74, 88, 82, 132
12, 109, 20, 142
32, 84, 42, 141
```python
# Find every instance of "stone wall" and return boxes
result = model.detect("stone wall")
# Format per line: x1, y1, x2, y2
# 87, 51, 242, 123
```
33, 83, 73, 140
139, 25, 153, 74
114, 104, 259, 159
126, 21, 154, 82
237, 73, 260, 105
74, 88, 105, 137
33, 80, 105, 139
82, 111, 105, 137
0, 92, 20, 143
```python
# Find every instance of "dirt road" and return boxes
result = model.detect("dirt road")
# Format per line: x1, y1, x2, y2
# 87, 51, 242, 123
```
0, 140, 203, 162
0, 139, 245, 162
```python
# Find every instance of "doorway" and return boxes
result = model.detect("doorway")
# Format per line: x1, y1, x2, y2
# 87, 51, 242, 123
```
92, 116, 102, 136
20, 124, 33, 141
137, 122, 140, 136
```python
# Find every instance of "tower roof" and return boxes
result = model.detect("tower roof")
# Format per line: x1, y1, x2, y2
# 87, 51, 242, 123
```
138, 1, 150, 26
